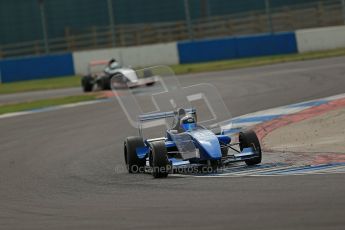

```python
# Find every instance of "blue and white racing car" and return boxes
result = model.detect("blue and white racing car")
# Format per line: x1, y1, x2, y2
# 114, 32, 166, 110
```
111, 66, 262, 178
124, 108, 262, 178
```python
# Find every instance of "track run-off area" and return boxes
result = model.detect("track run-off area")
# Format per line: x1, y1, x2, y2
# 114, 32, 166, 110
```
1, 57, 345, 230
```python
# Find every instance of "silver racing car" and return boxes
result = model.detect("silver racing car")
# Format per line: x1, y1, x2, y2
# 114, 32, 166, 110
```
81, 59, 157, 92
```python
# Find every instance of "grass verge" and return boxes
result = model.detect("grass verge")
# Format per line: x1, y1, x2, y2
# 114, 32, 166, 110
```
1, 47, 345, 95
0, 75, 80, 95
0, 94, 102, 115
170, 48, 345, 74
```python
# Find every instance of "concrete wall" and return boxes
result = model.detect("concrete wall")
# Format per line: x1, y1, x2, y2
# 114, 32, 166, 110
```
0, 53, 74, 83
236, 32, 297, 58
296, 25, 345, 53
177, 37, 238, 63
3, 25, 345, 83
178, 32, 297, 64
73, 42, 179, 75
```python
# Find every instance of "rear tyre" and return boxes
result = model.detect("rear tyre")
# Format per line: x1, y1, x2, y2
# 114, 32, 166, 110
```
112, 73, 129, 88
221, 146, 228, 157
239, 130, 262, 166
99, 76, 111, 90
197, 160, 219, 173
150, 141, 170, 178
124, 136, 146, 173
146, 82, 155, 86
81, 76, 94, 92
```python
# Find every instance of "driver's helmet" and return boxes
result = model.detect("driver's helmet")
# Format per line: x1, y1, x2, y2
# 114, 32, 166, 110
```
108, 58, 116, 66
180, 115, 196, 131
109, 61, 120, 70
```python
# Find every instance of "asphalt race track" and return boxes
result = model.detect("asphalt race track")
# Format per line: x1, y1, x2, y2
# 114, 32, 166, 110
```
0, 87, 82, 105
1, 57, 345, 230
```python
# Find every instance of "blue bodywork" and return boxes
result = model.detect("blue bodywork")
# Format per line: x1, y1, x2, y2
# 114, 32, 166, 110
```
188, 129, 222, 160
136, 126, 257, 167
135, 109, 259, 168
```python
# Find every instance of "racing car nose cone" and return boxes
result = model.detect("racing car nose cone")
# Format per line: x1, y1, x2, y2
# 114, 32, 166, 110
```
190, 129, 222, 159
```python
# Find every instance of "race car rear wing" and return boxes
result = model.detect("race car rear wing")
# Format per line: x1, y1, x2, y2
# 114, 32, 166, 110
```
138, 108, 196, 122
137, 108, 196, 137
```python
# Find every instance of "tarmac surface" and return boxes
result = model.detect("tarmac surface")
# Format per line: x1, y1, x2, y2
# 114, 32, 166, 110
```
0, 87, 82, 105
1, 57, 345, 229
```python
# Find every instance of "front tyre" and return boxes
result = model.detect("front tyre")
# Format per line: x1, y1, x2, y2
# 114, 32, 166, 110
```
124, 136, 146, 173
239, 130, 262, 166
150, 141, 170, 178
